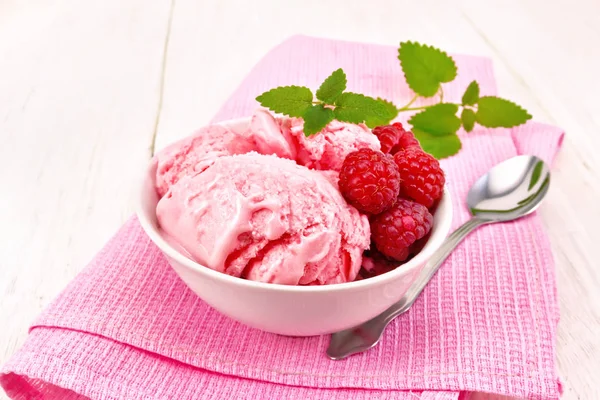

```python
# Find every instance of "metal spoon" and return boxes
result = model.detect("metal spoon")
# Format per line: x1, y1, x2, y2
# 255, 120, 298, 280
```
327, 155, 550, 360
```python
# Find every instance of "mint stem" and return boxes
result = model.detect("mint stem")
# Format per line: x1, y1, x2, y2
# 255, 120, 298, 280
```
439, 87, 444, 102
397, 101, 461, 114
398, 95, 419, 111
399, 105, 429, 112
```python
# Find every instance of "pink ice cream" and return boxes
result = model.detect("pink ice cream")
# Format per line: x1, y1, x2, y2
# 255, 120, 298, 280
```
282, 117, 381, 172
154, 125, 256, 197
155, 110, 380, 195
156, 153, 370, 285
155, 113, 297, 197
228, 108, 381, 173
237, 109, 297, 160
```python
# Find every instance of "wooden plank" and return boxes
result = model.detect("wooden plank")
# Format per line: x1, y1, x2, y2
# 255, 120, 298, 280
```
0, 0, 173, 378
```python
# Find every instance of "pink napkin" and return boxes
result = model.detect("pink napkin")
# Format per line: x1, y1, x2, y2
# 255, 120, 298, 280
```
1, 36, 564, 400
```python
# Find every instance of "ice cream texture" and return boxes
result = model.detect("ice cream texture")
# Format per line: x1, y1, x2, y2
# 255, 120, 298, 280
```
157, 153, 370, 285
155, 125, 256, 197
284, 117, 381, 172
154, 109, 385, 285
155, 110, 381, 197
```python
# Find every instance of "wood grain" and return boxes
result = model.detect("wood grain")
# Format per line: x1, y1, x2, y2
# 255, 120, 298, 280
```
1, 0, 598, 399
0, 0, 172, 381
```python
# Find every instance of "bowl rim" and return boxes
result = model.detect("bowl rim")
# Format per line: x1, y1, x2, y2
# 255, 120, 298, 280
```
136, 117, 454, 293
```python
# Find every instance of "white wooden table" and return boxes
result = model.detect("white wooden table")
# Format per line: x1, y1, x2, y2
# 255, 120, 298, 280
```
1, 0, 598, 398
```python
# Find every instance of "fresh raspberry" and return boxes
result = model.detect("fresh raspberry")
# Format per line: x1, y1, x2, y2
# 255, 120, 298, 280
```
339, 148, 400, 214
391, 129, 420, 154
372, 124, 401, 154
370, 199, 433, 261
393, 147, 445, 208
372, 122, 420, 154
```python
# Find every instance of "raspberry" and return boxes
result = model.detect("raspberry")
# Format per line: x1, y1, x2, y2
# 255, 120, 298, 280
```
393, 147, 445, 208
359, 250, 398, 278
339, 148, 400, 214
372, 124, 401, 154
391, 129, 420, 154
370, 199, 433, 261
372, 122, 420, 154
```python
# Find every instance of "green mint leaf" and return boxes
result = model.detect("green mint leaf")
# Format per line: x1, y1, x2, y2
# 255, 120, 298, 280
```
461, 81, 479, 105
303, 105, 334, 136
333, 92, 394, 128
413, 129, 462, 159
408, 103, 461, 136
256, 86, 313, 117
461, 108, 476, 132
475, 96, 532, 128
333, 93, 367, 124
398, 41, 457, 97
364, 98, 399, 127
316, 68, 347, 103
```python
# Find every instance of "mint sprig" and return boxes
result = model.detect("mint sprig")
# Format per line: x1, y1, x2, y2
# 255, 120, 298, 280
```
398, 42, 457, 97
334, 93, 396, 128
461, 108, 476, 132
256, 69, 397, 136
255, 86, 313, 117
413, 129, 462, 159
475, 96, 532, 128
303, 105, 334, 135
316, 68, 346, 103
461, 81, 479, 106
256, 41, 532, 159
396, 42, 531, 158
409, 103, 461, 136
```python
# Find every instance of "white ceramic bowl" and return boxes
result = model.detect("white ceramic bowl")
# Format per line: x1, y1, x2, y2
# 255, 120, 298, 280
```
137, 117, 453, 336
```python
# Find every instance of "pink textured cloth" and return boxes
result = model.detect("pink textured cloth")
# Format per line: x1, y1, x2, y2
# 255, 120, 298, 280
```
1, 36, 564, 400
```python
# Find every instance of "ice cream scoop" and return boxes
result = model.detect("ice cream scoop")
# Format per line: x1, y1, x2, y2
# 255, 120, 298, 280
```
155, 112, 301, 198
239, 109, 297, 160
154, 125, 256, 197
284, 117, 381, 172
156, 153, 370, 285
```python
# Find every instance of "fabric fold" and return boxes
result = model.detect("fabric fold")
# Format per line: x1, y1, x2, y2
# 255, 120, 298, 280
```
2, 327, 459, 400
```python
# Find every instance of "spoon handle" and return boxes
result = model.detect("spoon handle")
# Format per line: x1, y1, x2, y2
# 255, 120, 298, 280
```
388, 216, 487, 319
327, 217, 487, 360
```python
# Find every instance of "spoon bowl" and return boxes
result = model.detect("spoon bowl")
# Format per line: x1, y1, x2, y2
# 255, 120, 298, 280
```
327, 155, 551, 360
467, 155, 550, 221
